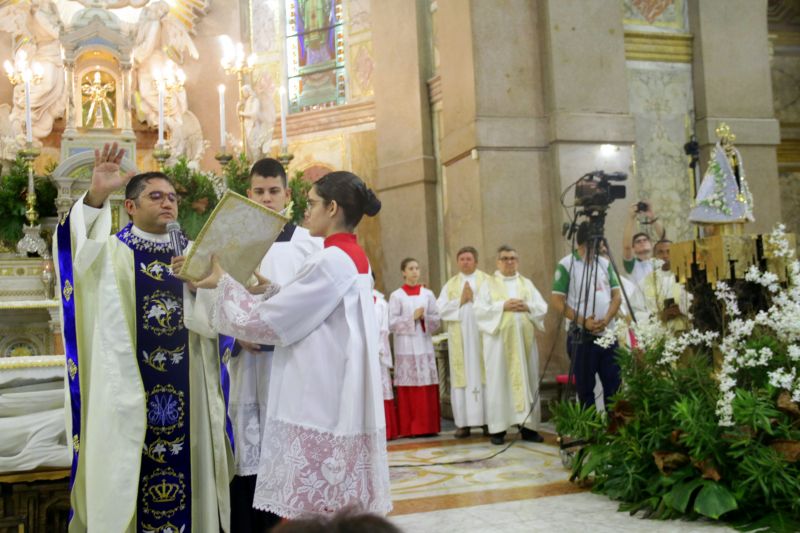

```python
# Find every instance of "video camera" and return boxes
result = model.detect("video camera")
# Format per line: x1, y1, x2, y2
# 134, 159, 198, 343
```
574, 171, 627, 211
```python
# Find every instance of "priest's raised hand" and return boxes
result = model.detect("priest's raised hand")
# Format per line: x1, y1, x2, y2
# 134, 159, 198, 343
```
83, 142, 135, 208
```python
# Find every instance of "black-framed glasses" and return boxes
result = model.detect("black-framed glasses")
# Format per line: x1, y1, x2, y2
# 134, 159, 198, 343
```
499, 256, 518, 262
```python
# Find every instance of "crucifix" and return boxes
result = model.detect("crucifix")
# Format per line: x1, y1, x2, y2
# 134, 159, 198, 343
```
81, 71, 115, 128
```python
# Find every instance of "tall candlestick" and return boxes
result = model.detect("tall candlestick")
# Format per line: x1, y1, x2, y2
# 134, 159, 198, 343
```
279, 86, 288, 149
157, 80, 164, 144
24, 77, 32, 143
218, 84, 226, 149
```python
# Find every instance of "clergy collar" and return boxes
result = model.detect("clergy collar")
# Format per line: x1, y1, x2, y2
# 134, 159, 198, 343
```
131, 224, 170, 243
495, 270, 519, 281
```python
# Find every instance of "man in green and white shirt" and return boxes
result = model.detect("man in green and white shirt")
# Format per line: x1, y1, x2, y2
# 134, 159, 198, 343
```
550, 223, 622, 408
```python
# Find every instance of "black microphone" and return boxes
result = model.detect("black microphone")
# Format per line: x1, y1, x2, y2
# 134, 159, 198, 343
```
166, 221, 184, 257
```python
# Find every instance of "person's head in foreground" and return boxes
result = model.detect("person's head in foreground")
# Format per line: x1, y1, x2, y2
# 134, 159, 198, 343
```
124, 172, 178, 234
305, 171, 381, 237
271, 509, 402, 533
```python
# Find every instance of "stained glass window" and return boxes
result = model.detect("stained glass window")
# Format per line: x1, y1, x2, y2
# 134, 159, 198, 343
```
285, 0, 346, 113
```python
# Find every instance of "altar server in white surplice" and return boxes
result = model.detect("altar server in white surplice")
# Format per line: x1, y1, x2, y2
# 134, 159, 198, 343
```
54, 144, 233, 533
373, 287, 399, 440
227, 158, 321, 533
389, 258, 442, 437
436, 246, 490, 438
475, 245, 548, 446
195, 171, 391, 519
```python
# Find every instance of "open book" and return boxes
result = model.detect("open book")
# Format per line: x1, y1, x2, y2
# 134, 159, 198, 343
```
177, 191, 289, 285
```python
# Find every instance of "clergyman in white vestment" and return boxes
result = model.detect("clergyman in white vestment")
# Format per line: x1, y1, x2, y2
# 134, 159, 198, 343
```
54, 144, 233, 533
436, 246, 489, 438
474, 245, 547, 446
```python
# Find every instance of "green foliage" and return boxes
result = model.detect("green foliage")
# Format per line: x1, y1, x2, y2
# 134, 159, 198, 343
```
223, 153, 251, 197
287, 170, 311, 225
551, 343, 800, 530
0, 155, 58, 246
163, 157, 220, 240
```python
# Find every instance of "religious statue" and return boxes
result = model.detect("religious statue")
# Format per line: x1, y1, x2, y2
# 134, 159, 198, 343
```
81, 71, 116, 128
167, 110, 207, 168
133, 0, 200, 156
688, 123, 755, 232
240, 79, 276, 160
0, 0, 66, 141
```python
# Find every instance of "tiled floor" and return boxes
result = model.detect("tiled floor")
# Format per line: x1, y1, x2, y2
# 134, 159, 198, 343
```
385, 428, 735, 532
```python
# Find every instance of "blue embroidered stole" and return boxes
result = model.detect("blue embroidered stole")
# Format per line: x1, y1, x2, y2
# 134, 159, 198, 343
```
56, 212, 81, 525
117, 223, 192, 533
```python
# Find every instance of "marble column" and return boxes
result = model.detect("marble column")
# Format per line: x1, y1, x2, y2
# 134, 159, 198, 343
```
370, 0, 440, 290
540, 0, 636, 264
120, 61, 135, 138
437, 0, 557, 286
689, 0, 782, 233
63, 59, 77, 138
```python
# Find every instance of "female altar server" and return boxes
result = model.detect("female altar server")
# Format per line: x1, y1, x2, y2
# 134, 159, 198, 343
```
196, 172, 391, 519
389, 258, 441, 437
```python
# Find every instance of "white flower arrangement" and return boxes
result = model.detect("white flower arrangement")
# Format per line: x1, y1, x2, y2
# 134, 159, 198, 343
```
599, 224, 800, 427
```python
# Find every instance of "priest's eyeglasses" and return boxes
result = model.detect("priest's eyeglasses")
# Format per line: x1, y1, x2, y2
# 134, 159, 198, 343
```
145, 191, 180, 204
499, 256, 518, 262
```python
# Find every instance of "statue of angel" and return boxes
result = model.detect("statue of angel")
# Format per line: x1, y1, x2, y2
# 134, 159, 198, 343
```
133, 1, 198, 137
240, 78, 276, 160
167, 110, 207, 168
0, 0, 66, 141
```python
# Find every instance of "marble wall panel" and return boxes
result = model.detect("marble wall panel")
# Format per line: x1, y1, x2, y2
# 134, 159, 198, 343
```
772, 55, 800, 123
626, 61, 695, 242
780, 171, 800, 235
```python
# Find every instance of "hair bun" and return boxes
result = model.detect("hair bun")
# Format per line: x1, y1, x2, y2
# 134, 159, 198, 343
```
363, 188, 381, 217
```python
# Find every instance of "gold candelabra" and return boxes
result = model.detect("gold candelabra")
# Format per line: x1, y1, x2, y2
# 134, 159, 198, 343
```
221, 38, 257, 160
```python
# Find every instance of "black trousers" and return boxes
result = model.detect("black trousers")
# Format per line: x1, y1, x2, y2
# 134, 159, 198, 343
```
567, 329, 621, 409
230, 475, 282, 533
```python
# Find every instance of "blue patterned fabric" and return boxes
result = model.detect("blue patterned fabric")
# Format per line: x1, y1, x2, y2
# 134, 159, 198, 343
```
56, 213, 81, 526
117, 223, 193, 532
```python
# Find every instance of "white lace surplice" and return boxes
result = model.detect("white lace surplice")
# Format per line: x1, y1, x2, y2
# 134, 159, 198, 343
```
388, 288, 441, 387
212, 247, 391, 518
227, 226, 322, 476
372, 291, 394, 400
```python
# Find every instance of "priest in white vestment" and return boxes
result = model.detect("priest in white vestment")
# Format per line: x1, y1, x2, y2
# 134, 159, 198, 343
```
54, 144, 233, 533
195, 171, 391, 519
436, 246, 489, 438
631, 240, 691, 333
475, 245, 547, 445
227, 158, 321, 533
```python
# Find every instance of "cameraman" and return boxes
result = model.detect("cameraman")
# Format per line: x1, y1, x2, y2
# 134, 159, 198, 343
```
622, 200, 665, 283
551, 222, 622, 409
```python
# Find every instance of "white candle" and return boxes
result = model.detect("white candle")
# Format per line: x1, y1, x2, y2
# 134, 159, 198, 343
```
279, 86, 288, 149
218, 84, 226, 149
157, 79, 164, 144
24, 76, 32, 143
